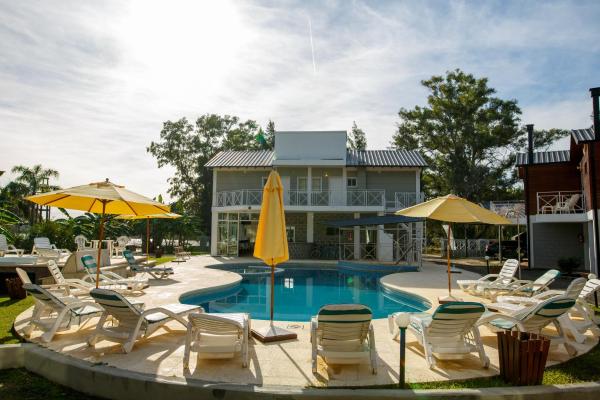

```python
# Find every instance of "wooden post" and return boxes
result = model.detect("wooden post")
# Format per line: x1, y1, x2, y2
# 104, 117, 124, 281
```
95, 201, 106, 289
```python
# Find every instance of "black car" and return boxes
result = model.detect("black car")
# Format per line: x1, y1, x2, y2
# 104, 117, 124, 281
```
485, 232, 527, 259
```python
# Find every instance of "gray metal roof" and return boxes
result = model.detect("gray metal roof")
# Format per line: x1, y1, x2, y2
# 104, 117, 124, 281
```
205, 150, 274, 168
515, 150, 570, 166
571, 128, 595, 144
346, 150, 427, 167
206, 149, 427, 168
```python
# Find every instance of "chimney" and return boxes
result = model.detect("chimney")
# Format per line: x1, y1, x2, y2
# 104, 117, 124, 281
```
526, 124, 534, 165
591, 87, 600, 140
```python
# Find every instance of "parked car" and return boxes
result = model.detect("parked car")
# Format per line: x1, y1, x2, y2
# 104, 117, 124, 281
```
485, 232, 527, 259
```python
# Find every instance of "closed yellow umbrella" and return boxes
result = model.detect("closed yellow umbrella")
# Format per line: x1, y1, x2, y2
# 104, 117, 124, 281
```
26, 179, 170, 287
252, 170, 295, 342
117, 213, 182, 265
396, 194, 510, 300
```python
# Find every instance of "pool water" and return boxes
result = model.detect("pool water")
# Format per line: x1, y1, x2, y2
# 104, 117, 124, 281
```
180, 266, 430, 321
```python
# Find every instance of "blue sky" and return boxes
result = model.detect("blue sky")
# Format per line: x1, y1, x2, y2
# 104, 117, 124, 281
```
0, 0, 599, 201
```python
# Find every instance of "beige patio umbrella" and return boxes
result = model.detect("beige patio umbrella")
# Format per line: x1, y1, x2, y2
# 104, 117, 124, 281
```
25, 179, 170, 287
396, 194, 510, 301
116, 212, 182, 265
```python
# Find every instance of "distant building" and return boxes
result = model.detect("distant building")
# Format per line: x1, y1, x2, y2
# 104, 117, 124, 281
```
205, 130, 426, 261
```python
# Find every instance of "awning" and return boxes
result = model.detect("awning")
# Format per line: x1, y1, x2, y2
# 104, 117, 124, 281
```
322, 215, 423, 228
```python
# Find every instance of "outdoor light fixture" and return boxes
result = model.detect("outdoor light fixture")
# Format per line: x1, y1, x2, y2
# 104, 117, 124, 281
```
395, 312, 411, 388
485, 255, 490, 275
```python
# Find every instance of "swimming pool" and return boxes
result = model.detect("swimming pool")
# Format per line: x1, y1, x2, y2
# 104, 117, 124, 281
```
180, 265, 431, 321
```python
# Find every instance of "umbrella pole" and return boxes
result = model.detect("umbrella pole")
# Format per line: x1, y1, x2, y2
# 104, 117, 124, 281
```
146, 217, 150, 266
447, 224, 452, 296
96, 201, 107, 289
270, 258, 274, 322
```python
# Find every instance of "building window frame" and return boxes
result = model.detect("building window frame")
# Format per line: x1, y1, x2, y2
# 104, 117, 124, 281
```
347, 177, 357, 188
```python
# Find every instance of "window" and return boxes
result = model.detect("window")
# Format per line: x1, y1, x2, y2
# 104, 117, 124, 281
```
326, 227, 338, 236
286, 226, 296, 242
261, 176, 268, 187
312, 177, 322, 191
297, 177, 307, 191
347, 177, 357, 188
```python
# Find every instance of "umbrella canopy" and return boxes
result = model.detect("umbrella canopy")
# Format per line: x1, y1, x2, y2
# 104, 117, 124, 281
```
396, 194, 510, 299
396, 194, 510, 225
254, 170, 288, 321
25, 179, 170, 216
26, 179, 170, 287
117, 213, 182, 265
254, 171, 289, 266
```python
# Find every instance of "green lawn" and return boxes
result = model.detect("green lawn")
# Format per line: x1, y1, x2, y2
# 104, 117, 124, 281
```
149, 255, 176, 265
0, 296, 32, 344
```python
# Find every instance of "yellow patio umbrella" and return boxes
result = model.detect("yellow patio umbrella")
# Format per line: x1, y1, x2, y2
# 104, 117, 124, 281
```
252, 170, 295, 342
25, 179, 170, 287
396, 194, 510, 300
116, 212, 182, 265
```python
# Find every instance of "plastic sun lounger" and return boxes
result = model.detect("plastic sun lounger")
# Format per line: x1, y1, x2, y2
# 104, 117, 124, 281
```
484, 269, 560, 301
80, 255, 148, 294
123, 250, 173, 279
456, 259, 519, 296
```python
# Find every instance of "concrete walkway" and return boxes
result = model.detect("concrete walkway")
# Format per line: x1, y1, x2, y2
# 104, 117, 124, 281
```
13, 256, 598, 388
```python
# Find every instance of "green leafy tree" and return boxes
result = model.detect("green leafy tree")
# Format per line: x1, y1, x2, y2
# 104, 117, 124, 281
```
0, 207, 22, 241
391, 69, 564, 202
147, 114, 263, 233
10, 164, 59, 224
264, 119, 276, 149
347, 121, 367, 150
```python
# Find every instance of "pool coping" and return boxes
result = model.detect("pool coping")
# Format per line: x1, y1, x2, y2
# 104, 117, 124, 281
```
3, 343, 600, 400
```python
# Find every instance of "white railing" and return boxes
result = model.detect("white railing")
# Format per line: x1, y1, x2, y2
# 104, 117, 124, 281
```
537, 191, 585, 214
216, 189, 385, 208
393, 192, 425, 210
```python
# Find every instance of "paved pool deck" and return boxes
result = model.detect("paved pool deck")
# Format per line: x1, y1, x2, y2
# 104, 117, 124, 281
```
13, 256, 598, 388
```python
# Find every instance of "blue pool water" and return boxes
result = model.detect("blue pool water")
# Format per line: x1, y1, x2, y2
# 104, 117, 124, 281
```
180, 265, 430, 321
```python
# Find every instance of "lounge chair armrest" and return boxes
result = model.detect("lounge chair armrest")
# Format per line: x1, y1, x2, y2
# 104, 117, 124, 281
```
140, 307, 190, 327
409, 313, 432, 329
477, 312, 525, 331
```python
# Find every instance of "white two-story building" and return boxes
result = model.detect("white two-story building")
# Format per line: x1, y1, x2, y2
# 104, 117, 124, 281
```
205, 131, 427, 261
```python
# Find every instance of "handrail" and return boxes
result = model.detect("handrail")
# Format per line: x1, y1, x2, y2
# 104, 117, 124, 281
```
536, 190, 585, 215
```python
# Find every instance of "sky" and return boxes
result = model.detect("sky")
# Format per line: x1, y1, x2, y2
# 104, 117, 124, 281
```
1, 0, 599, 203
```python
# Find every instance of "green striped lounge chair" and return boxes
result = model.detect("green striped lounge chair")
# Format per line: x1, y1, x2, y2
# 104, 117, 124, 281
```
457, 259, 519, 296
22, 283, 103, 343
398, 302, 489, 369
123, 250, 173, 279
88, 288, 201, 353
46, 260, 129, 297
557, 278, 600, 344
485, 269, 560, 301
0, 233, 24, 256
480, 296, 578, 356
311, 304, 377, 375
183, 312, 251, 370
80, 255, 148, 293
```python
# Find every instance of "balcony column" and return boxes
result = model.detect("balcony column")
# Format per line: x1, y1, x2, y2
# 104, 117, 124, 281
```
307, 167, 312, 206
212, 169, 218, 205
354, 212, 360, 260
307, 212, 314, 243
415, 168, 423, 244
342, 167, 347, 206
210, 211, 218, 256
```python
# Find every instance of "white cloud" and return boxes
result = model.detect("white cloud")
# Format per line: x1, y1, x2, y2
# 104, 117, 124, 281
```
0, 0, 599, 199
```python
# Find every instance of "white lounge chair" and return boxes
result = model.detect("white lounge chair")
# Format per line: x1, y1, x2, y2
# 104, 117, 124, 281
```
457, 259, 519, 296
80, 255, 148, 293
311, 304, 377, 375
390, 302, 490, 369
112, 236, 129, 257
22, 283, 103, 343
0, 234, 24, 256
74, 235, 93, 251
183, 312, 250, 369
46, 260, 128, 297
32, 237, 71, 256
88, 288, 201, 353
558, 278, 600, 343
485, 269, 560, 301
554, 194, 581, 214
480, 296, 577, 356
123, 250, 172, 279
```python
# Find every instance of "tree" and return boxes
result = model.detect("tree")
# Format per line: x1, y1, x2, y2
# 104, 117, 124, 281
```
347, 121, 367, 150
391, 69, 564, 202
147, 114, 263, 233
10, 164, 59, 224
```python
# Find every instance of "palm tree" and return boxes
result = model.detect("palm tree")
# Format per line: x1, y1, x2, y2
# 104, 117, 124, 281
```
11, 164, 59, 224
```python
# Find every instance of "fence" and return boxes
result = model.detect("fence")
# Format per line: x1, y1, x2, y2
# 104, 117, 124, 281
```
439, 238, 490, 258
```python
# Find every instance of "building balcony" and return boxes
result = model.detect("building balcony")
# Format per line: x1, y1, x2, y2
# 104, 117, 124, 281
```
215, 189, 422, 210
537, 190, 586, 215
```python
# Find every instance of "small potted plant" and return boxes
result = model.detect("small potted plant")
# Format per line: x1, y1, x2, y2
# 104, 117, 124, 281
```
557, 257, 581, 277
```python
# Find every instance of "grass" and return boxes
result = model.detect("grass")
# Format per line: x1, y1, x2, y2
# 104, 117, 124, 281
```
0, 368, 100, 400
0, 296, 33, 344
148, 255, 175, 265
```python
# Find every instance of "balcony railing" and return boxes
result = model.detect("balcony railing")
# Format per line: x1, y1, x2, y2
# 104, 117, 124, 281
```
537, 191, 586, 215
216, 189, 386, 208
490, 200, 525, 218
393, 192, 425, 210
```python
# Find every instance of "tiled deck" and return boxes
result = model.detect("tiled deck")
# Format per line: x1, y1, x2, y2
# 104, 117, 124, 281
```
13, 256, 598, 388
